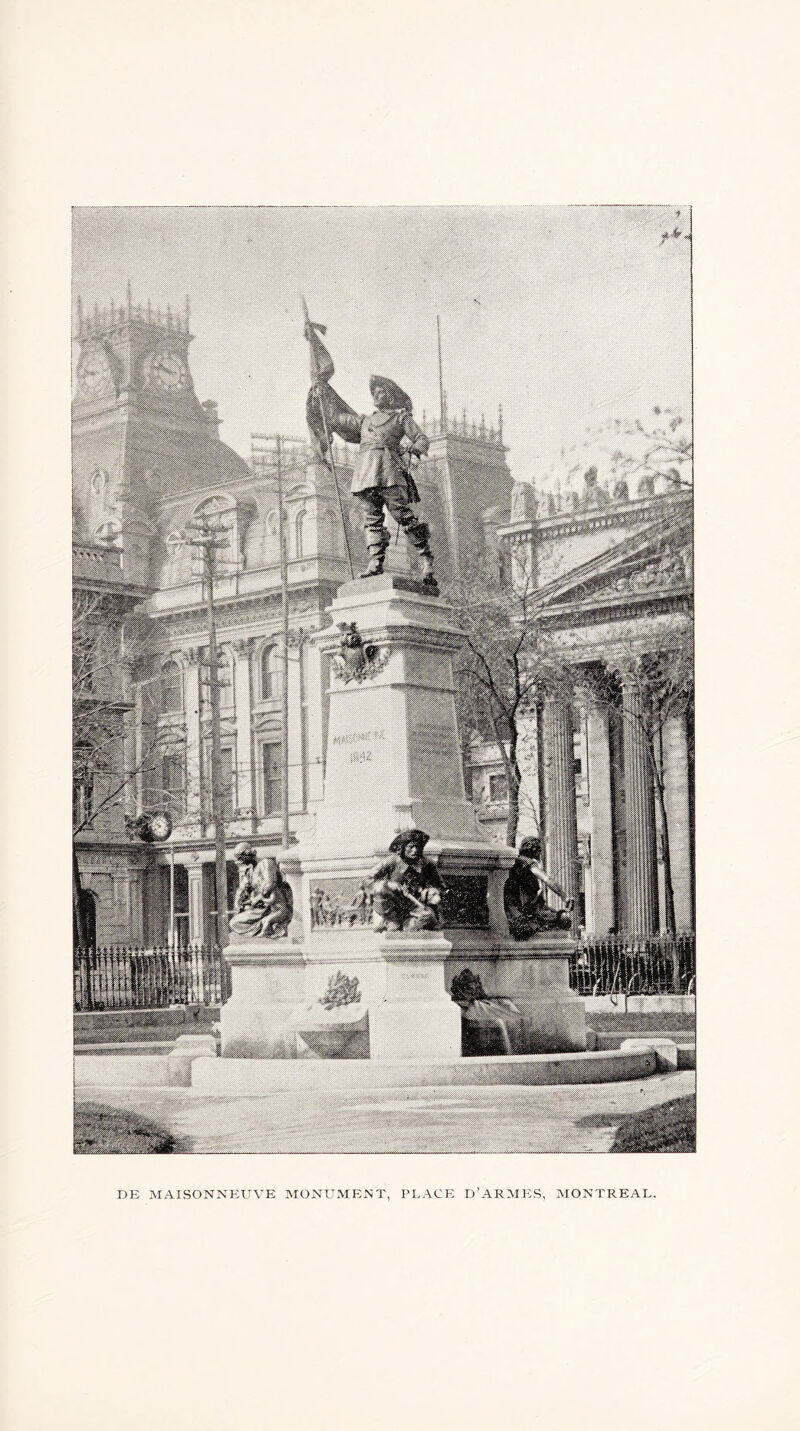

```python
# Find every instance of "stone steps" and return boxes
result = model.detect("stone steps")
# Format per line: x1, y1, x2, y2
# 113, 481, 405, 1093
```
75, 1041, 177, 1057
74, 1045, 664, 1091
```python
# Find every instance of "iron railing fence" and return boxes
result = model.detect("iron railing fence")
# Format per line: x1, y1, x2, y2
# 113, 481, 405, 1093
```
75, 934, 695, 1011
569, 933, 696, 998
74, 944, 231, 1012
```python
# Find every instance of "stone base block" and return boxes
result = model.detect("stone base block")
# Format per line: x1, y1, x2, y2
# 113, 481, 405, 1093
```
220, 1001, 305, 1060
371, 998, 461, 1062
369, 933, 461, 1061
168, 1034, 219, 1086
219, 942, 306, 1059
445, 946, 587, 1054
620, 1037, 679, 1072
511, 997, 587, 1054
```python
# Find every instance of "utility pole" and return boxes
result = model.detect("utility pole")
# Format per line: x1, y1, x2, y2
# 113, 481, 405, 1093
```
186, 517, 230, 947
275, 434, 291, 849
249, 432, 295, 849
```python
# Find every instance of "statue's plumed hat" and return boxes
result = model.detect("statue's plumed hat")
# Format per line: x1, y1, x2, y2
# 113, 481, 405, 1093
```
518, 836, 542, 860
370, 374, 412, 411
389, 827, 430, 855
234, 841, 258, 861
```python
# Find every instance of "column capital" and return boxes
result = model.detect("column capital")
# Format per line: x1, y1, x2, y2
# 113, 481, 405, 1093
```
232, 636, 255, 657
539, 670, 577, 705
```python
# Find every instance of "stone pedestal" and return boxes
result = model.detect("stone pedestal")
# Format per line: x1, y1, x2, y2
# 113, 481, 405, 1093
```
221, 575, 585, 1061
369, 935, 461, 1061
449, 936, 586, 1053
220, 942, 306, 1058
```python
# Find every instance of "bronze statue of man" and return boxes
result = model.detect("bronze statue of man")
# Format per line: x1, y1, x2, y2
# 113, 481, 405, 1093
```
314, 374, 437, 591
368, 828, 443, 932
503, 836, 574, 940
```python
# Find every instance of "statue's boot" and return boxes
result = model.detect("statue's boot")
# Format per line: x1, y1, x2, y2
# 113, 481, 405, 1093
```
360, 552, 385, 578
360, 529, 389, 579
419, 550, 439, 595
406, 516, 439, 594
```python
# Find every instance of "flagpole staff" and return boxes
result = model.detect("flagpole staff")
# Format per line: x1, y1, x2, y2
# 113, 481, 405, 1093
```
301, 295, 355, 581
316, 392, 355, 581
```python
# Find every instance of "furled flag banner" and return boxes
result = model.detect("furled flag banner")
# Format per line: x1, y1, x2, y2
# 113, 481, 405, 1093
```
302, 295, 358, 465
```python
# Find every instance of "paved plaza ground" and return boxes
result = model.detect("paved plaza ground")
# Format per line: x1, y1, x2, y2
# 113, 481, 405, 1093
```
75, 1068, 695, 1154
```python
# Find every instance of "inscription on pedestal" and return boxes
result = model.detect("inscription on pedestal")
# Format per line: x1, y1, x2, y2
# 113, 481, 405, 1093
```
324, 691, 395, 804
410, 719, 462, 796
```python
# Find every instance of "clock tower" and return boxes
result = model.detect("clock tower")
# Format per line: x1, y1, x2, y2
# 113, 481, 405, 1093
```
73, 284, 197, 412
72, 285, 250, 587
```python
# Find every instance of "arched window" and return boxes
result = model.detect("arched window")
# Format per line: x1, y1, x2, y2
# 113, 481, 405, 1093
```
160, 660, 183, 712
260, 645, 280, 700
295, 509, 307, 558
94, 520, 121, 548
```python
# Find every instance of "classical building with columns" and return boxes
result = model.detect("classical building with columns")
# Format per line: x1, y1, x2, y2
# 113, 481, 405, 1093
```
491, 470, 694, 935
72, 291, 512, 946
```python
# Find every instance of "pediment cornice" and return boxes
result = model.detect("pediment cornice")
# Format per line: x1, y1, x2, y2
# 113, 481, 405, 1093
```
531, 504, 692, 622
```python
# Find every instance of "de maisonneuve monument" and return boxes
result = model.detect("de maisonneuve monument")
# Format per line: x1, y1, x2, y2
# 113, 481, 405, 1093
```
215, 307, 584, 1067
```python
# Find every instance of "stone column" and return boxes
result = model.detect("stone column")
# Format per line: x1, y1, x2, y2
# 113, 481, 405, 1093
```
621, 674, 658, 933
128, 871, 144, 943
583, 688, 615, 934
233, 638, 255, 827
662, 710, 693, 930
122, 661, 138, 824
133, 682, 145, 812
542, 693, 579, 909
187, 864, 204, 944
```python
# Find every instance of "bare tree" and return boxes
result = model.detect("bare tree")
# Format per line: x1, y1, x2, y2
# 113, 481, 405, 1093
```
584, 407, 693, 494
72, 590, 161, 837
445, 544, 571, 846
72, 589, 167, 945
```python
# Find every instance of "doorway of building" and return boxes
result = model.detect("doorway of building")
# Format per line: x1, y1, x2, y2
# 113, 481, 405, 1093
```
73, 888, 97, 948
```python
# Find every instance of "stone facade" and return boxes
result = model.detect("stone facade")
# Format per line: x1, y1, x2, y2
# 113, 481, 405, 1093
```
490, 470, 694, 935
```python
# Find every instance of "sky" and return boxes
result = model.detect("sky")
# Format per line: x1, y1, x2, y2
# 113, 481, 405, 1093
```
73, 206, 691, 486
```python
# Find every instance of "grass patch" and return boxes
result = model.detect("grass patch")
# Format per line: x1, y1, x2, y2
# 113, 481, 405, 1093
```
611, 1095, 695, 1153
75, 1102, 175, 1154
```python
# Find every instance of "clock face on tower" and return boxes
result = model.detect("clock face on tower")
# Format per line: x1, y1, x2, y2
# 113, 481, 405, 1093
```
77, 343, 113, 397
149, 350, 188, 392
